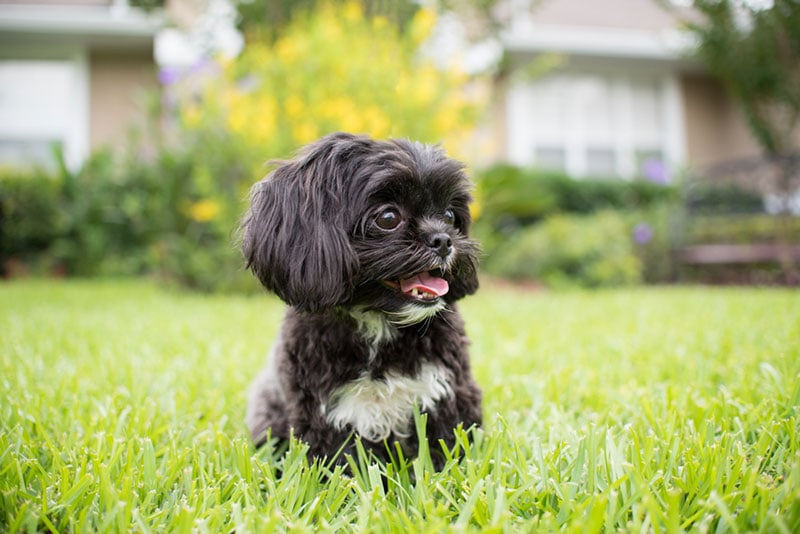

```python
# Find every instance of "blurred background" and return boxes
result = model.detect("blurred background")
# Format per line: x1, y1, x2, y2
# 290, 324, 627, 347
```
1, 0, 798, 291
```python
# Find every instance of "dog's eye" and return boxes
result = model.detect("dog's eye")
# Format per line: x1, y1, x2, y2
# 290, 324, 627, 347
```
443, 209, 456, 226
375, 208, 401, 230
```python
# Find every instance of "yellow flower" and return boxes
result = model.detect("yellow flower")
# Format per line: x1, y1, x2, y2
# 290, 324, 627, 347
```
372, 15, 388, 31
411, 65, 438, 106
343, 1, 363, 22
275, 37, 299, 63
226, 90, 248, 134
182, 103, 202, 127
284, 95, 304, 119
292, 121, 319, 144
179, 2, 483, 168
362, 106, 390, 139
410, 7, 436, 45
188, 199, 221, 223
469, 198, 482, 221
234, 94, 277, 144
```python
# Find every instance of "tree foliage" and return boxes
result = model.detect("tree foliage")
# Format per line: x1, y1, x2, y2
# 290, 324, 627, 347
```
234, 0, 421, 43
234, 0, 514, 44
681, 0, 800, 155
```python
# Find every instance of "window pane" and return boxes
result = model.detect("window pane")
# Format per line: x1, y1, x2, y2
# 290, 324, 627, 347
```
534, 146, 566, 171
586, 147, 617, 177
529, 76, 570, 137
577, 75, 613, 139
0, 61, 72, 138
0, 139, 61, 169
0, 60, 73, 168
631, 79, 662, 141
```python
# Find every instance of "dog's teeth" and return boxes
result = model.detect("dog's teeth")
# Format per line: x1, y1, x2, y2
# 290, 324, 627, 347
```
405, 287, 440, 301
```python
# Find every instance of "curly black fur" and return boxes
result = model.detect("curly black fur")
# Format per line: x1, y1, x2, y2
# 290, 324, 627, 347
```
242, 132, 482, 467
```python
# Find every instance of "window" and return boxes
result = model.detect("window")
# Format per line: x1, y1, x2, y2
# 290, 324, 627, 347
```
507, 71, 683, 179
0, 60, 85, 169
534, 146, 566, 171
586, 147, 616, 177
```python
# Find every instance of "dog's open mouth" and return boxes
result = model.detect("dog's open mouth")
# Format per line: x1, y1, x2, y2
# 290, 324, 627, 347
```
383, 270, 449, 302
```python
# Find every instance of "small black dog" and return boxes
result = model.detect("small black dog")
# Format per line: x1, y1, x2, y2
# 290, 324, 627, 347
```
242, 132, 482, 466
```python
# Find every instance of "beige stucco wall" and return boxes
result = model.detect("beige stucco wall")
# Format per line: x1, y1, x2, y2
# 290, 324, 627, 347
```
89, 50, 157, 150
531, 0, 682, 31
680, 74, 762, 169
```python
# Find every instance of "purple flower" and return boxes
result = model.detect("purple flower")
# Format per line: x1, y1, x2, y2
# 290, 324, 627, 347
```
633, 223, 654, 245
188, 58, 222, 78
158, 67, 182, 86
642, 158, 670, 185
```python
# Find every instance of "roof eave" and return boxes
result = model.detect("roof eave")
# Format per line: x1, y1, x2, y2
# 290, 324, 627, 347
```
0, 4, 162, 50
502, 24, 698, 65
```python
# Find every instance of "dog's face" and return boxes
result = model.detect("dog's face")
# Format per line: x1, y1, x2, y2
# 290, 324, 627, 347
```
241, 132, 479, 323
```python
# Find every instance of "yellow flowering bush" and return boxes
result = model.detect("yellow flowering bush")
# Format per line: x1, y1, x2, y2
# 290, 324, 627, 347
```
125, 2, 484, 292
179, 2, 481, 175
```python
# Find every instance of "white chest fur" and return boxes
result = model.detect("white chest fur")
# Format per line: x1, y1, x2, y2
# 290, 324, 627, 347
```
323, 362, 453, 442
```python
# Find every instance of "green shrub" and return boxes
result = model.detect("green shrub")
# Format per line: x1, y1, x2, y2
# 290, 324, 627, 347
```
0, 142, 259, 291
684, 183, 766, 214
54, 150, 160, 276
685, 214, 800, 244
475, 164, 677, 222
547, 173, 676, 214
474, 164, 559, 224
627, 205, 679, 284
485, 211, 642, 288
56, 142, 258, 291
135, 133, 258, 292
473, 164, 678, 266
0, 168, 65, 270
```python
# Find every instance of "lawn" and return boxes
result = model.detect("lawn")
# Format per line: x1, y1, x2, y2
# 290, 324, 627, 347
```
1, 279, 798, 532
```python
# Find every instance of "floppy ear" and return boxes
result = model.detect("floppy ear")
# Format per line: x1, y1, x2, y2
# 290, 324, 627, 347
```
448, 257, 480, 300
241, 151, 358, 312
447, 234, 480, 301
447, 188, 481, 300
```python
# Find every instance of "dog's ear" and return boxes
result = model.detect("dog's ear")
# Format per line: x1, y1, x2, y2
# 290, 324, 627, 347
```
448, 259, 480, 300
241, 140, 358, 312
448, 229, 480, 301
445, 191, 481, 300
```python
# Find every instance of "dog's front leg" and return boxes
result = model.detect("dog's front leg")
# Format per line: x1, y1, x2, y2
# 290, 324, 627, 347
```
421, 384, 482, 470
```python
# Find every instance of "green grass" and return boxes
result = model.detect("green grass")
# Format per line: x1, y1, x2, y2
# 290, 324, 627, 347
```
1, 279, 799, 532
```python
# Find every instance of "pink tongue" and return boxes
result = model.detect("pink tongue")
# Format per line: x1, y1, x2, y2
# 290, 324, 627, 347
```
399, 271, 449, 297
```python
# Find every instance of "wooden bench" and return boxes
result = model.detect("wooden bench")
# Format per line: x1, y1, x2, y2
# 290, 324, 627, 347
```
677, 243, 800, 265
676, 154, 800, 282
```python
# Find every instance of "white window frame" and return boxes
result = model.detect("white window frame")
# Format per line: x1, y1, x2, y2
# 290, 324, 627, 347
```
506, 66, 686, 179
0, 45, 90, 171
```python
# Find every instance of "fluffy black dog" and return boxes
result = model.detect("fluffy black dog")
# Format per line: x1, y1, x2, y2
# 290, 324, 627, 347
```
242, 132, 482, 467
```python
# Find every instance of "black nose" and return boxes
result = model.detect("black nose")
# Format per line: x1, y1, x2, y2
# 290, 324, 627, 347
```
426, 232, 453, 258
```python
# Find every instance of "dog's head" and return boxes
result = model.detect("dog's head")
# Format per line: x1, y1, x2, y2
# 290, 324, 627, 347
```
241, 132, 479, 323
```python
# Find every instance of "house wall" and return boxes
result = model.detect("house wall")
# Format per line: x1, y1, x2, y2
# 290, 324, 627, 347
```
496, 0, 778, 175
0, 0, 109, 4
89, 50, 157, 150
531, 0, 680, 31
680, 74, 762, 169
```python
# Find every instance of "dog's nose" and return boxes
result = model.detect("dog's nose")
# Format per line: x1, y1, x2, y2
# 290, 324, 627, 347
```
426, 232, 453, 258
